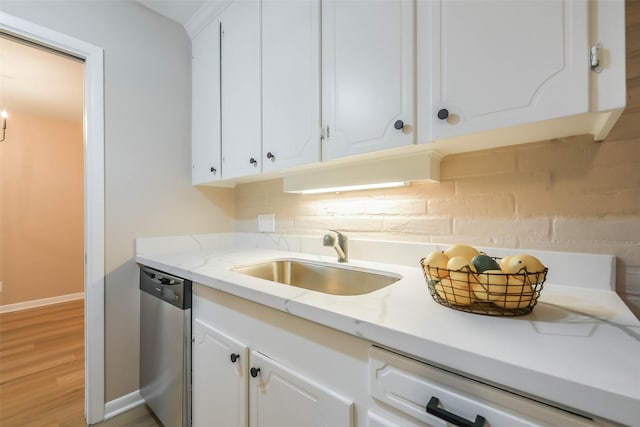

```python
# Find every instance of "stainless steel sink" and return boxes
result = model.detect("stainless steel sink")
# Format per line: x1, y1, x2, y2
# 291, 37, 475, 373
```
231, 259, 401, 296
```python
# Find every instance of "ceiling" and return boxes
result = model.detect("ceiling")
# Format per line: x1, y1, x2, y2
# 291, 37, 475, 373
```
0, 35, 84, 124
0, 1, 200, 125
136, 0, 207, 26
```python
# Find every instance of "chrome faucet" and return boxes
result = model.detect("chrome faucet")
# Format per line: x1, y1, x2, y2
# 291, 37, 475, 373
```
323, 229, 348, 262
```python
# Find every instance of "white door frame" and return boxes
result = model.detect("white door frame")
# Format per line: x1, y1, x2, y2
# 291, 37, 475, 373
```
0, 12, 106, 424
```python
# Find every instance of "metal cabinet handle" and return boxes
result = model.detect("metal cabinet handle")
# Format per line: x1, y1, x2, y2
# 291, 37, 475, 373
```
230, 353, 240, 363
394, 120, 404, 130
210, 166, 217, 174
250, 367, 261, 378
266, 152, 275, 161
249, 157, 258, 166
437, 109, 449, 120
426, 397, 486, 427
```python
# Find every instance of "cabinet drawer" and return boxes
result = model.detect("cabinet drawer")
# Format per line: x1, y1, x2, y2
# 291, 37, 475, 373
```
369, 346, 605, 427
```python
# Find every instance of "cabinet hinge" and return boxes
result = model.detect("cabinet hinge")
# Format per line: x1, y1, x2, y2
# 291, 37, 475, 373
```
590, 43, 602, 73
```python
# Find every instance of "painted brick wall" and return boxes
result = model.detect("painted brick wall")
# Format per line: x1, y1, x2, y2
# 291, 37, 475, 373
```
235, 1, 640, 315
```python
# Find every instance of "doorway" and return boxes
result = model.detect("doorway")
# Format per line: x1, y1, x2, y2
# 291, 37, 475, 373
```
0, 12, 105, 424
0, 35, 84, 310
0, 34, 84, 425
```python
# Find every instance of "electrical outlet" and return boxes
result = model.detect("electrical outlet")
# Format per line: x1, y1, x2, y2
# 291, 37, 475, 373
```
258, 214, 275, 233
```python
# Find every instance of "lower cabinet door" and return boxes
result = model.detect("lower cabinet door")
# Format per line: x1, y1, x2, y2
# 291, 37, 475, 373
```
192, 319, 248, 427
249, 350, 354, 427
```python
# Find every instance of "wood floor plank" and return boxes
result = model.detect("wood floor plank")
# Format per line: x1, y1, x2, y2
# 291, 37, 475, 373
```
0, 300, 160, 426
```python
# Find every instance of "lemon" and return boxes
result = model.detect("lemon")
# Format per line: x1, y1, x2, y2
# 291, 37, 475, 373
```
444, 244, 480, 262
424, 251, 450, 279
436, 278, 474, 306
502, 254, 545, 274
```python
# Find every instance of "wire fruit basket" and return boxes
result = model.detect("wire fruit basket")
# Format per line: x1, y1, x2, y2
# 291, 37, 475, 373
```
420, 257, 548, 316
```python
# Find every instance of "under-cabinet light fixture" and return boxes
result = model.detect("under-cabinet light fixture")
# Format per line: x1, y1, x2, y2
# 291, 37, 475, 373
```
0, 111, 7, 143
283, 149, 442, 194
293, 181, 408, 195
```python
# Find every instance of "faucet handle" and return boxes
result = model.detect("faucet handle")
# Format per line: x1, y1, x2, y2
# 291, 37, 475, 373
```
323, 233, 336, 247
324, 230, 348, 262
329, 229, 345, 238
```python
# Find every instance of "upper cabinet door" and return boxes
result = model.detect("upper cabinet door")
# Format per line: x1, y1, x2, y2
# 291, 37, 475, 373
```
220, 0, 262, 180
192, 19, 221, 185
420, 0, 589, 142
322, 0, 415, 162
262, 0, 321, 172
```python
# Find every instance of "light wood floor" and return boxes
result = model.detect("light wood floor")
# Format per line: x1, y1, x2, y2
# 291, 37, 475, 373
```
0, 300, 161, 426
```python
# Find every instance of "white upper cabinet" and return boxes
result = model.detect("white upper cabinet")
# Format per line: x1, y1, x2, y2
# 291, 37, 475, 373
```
421, 0, 588, 141
262, 0, 321, 172
191, 19, 221, 185
190, 0, 625, 186
220, 0, 262, 180
321, 0, 415, 161
418, 0, 621, 145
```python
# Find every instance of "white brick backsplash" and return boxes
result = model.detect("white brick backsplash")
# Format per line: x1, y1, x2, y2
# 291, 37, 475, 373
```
312, 198, 426, 216
430, 235, 520, 249
233, 135, 640, 312
455, 171, 551, 196
293, 216, 332, 232
382, 216, 452, 235
330, 216, 384, 232
553, 218, 640, 242
428, 194, 516, 217
624, 267, 640, 295
454, 218, 550, 240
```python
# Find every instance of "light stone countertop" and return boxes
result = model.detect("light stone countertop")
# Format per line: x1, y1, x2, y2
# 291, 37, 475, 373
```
135, 232, 640, 426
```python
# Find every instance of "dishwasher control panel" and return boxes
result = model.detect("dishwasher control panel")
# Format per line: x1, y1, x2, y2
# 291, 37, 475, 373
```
140, 266, 192, 309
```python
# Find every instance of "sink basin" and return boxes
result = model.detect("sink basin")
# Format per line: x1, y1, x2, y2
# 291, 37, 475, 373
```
231, 259, 401, 296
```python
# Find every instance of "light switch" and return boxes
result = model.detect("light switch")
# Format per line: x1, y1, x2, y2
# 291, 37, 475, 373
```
258, 214, 275, 233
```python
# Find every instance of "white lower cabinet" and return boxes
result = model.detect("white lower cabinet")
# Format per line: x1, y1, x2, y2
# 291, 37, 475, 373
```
249, 350, 353, 427
192, 288, 355, 427
369, 346, 613, 427
192, 319, 248, 427
193, 285, 614, 427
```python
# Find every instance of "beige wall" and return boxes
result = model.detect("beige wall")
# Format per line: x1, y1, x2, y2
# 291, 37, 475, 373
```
236, 1, 640, 316
0, 112, 83, 306
1, 0, 235, 401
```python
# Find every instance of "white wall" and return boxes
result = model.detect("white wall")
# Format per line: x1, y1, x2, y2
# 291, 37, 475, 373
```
0, 0, 234, 401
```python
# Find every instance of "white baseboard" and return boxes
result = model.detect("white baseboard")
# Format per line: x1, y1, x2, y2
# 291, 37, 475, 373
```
0, 292, 84, 314
104, 389, 144, 421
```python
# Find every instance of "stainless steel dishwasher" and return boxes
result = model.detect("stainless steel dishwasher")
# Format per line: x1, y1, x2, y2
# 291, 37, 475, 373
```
139, 265, 192, 427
